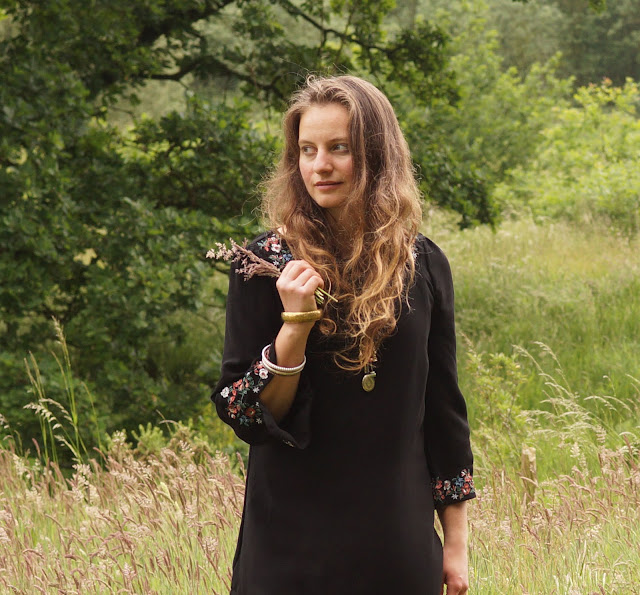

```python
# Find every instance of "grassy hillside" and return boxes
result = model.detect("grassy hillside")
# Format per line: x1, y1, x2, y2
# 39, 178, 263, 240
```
1, 216, 639, 592
1, 384, 638, 593
425, 215, 640, 416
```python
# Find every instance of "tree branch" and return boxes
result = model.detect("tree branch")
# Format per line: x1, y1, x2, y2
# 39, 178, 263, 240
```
150, 56, 286, 101
275, 0, 387, 51
136, 0, 235, 47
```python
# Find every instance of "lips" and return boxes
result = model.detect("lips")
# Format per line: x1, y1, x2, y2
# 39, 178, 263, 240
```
315, 181, 342, 187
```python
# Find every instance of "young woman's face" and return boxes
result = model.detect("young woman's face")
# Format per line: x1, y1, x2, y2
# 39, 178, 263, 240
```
298, 103, 354, 222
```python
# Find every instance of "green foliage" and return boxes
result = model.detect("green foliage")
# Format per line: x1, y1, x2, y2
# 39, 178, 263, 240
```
20, 321, 105, 465
495, 79, 640, 234
514, 343, 639, 477
417, 1, 573, 189
126, 96, 279, 219
0, 0, 497, 448
488, 0, 568, 75
513, 0, 606, 8
547, 0, 640, 86
423, 214, 640, 417
463, 346, 528, 470
489, 0, 639, 86
131, 422, 167, 459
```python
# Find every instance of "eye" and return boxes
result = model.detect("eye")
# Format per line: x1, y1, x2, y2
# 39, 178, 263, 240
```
333, 143, 349, 152
300, 145, 316, 156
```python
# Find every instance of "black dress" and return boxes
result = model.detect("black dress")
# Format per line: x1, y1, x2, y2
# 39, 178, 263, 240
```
211, 231, 475, 595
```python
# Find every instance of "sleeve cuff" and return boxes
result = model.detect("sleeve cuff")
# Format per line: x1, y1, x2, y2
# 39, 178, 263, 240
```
216, 358, 271, 428
432, 468, 476, 507
260, 375, 313, 449
213, 342, 313, 448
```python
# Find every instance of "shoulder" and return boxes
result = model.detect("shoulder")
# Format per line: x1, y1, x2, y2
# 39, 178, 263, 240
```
414, 234, 455, 300
247, 230, 294, 271
415, 233, 451, 271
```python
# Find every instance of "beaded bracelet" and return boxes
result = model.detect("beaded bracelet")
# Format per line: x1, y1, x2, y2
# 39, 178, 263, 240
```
261, 345, 306, 377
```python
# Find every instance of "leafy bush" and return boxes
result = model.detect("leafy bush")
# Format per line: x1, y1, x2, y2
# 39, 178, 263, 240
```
462, 343, 528, 470
495, 79, 640, 234
423, 214, 640, 415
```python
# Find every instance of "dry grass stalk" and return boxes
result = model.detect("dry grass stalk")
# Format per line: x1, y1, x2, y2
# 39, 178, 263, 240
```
207, 238, 337, 305
0, 444, 243, 594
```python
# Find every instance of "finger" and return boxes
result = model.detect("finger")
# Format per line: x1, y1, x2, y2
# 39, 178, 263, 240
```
280, 261, 324, 289
280, 259, 312, 279
443, 579, 468, 595
278, 267, 316, 290
300, 272, 324, 293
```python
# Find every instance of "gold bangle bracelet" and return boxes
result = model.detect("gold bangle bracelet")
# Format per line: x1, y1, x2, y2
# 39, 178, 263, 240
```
281, 309, 322, 324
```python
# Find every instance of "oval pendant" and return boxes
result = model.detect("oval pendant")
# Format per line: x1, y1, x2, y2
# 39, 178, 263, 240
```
362, 372, 376, 392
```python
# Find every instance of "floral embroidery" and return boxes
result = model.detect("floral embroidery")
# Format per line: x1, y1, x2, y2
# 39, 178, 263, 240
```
256, 232, 293, 271
432, 469, 475, 505
219, 361, 271, 426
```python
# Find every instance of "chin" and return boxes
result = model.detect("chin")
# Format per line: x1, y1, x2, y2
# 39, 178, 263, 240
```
311, 194, 349, 210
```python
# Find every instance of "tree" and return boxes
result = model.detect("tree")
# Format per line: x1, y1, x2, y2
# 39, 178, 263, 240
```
0, 0, 493, 451
490, 0, 640, 86
494, 79, 640, 234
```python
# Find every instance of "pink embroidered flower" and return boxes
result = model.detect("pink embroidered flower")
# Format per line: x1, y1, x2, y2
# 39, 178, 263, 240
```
265, 237, 282, 253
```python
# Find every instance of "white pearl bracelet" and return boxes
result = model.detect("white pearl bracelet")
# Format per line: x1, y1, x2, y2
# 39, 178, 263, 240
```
261, 344, 306, 377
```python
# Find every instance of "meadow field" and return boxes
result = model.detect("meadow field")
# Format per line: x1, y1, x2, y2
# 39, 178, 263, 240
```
3, 0, 640, 592
1, 217, 639, 594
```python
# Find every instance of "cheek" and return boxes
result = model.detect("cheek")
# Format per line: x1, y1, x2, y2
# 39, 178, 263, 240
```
299, 159, 312, 185
344, 157, 354, 182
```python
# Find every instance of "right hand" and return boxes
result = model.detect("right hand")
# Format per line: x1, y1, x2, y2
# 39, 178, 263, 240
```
276, 260, 324, 313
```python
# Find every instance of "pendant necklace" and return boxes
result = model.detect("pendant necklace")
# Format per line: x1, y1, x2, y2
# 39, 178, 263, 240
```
361, 352, 378, 392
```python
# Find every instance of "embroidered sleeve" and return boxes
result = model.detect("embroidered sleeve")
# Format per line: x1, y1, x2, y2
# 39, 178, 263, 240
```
420, 236, 476, 508
211, 232, 313, 448
219, 361, 270, 427
432, 469, 475, 506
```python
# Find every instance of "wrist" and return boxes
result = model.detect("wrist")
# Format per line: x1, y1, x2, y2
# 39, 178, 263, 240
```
279, 320, 315, 339
443, 538, 468, 551
274, 323, 312, 368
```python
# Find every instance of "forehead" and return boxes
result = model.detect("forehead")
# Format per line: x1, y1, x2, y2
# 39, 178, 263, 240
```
298, 103, 350, 141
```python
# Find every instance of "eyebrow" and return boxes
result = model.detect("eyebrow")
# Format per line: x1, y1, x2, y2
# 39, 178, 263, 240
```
298, 137, 349, 145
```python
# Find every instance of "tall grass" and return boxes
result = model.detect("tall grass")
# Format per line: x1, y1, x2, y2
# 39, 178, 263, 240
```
469, 448, 640, 593
1, 357, 638, 593
0, 438, 241, 594
1, 216, 638, 591
465, 345, 640, 592
424, 214, 640, 417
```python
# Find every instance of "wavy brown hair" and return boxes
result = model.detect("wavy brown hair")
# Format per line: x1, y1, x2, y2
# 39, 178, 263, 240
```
262, 75, 423, 371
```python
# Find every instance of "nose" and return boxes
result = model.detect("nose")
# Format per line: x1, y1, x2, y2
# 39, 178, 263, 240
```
313, 149, 333, 174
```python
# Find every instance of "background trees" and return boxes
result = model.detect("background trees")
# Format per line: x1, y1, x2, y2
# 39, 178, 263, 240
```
0, 0, 486, 448
1, 0, 639, 457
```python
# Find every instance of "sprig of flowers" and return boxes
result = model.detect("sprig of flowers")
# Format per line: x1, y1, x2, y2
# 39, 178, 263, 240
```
206, 239, 337, 306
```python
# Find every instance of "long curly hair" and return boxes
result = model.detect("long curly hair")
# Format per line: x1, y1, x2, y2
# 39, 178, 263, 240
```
262, 75, 423, 371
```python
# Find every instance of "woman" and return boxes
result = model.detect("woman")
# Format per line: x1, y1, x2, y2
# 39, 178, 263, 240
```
212, 75, 475, 594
